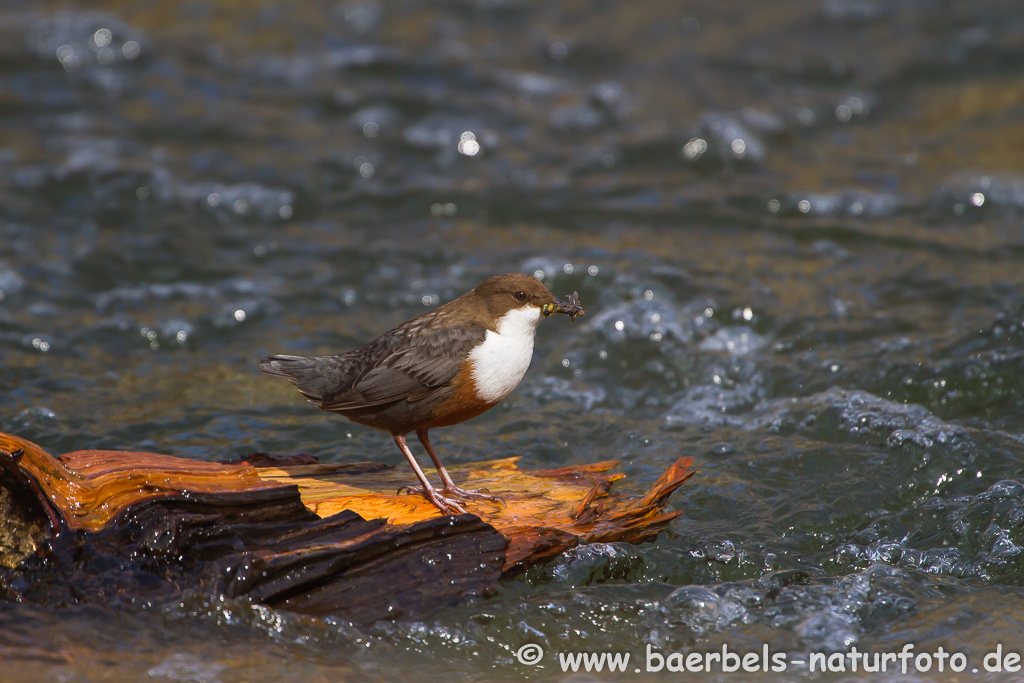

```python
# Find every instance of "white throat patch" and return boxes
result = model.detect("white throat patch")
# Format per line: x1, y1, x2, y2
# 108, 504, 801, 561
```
467, 305, 542, 403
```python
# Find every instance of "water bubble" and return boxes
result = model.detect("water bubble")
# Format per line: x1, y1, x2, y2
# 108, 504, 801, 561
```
644, 290, 654, 300
97, 47, 116, 65
682, 137, 708, 161
710, 442, 736, 456
798, 199, 811, 213
614, 320, 625, 331
699, 327, 765, 355
234, 309, 246, 322
563, 263, 574, 274
548, 42, 568, 61
970, 192, 985, 207
691, 113, 766, 165
359, 162, 375, 178
93, 29, 113, 48
136, 186, 150, 200
457, 132, 480, 156
587, 265, 599, 276
835, 95, 870, 123
362, 121, 379, 138
122, 41, 141, 59
430, 203, 444, 217
179, 182, 291, 222
279, 205, 293, 219
798, 108, 816, 126
56, 45, 80, 71
767, 198, 781, 213
561, 358, 570, 367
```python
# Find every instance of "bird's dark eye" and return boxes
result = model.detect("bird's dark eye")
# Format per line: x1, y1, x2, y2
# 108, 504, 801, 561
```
513, 291, 527, 302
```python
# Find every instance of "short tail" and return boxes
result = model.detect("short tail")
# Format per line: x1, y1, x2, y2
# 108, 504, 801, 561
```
259, 354, 311, 377
259, 354, 340, 402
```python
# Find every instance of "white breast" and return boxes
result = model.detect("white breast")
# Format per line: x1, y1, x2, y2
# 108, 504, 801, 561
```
467, 306, 542, 403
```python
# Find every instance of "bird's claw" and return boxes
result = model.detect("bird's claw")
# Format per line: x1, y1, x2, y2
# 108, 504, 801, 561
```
397, 484, 468, 515
397, 482, 505, 512
443, 485, 506, 507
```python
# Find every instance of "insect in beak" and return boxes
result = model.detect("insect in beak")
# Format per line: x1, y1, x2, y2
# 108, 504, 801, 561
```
542, 291, 585, 324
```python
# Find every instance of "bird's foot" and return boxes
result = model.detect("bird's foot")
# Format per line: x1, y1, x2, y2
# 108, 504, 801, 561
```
440, 485, 506, 507
397, 484, 467, 515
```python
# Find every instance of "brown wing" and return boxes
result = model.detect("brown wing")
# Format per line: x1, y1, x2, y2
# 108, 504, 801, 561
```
315, 319, 487, 411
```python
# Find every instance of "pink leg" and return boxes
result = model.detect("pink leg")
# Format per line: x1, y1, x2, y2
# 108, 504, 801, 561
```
416, 428, 505, 505
392, 434, 466, 515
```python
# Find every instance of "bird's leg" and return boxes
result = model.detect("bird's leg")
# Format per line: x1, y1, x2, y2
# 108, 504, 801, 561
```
416, 428, 505, 505
392, 434, 466, 515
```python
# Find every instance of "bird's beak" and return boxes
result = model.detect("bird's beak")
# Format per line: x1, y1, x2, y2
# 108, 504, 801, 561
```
542, 292, 586, 320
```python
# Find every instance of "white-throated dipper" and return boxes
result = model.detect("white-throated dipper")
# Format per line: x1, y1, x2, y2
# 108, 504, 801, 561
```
260, 273, 585, 515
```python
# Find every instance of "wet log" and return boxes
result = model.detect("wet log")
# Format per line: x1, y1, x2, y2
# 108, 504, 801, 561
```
0, 432, 694, 622
252, 455, 695, 572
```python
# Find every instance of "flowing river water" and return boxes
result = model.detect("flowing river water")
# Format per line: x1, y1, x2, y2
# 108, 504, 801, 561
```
3, 1, 1024, 680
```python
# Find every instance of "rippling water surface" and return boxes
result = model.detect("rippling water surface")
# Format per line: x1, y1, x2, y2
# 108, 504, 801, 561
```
3, 0, 1024, 680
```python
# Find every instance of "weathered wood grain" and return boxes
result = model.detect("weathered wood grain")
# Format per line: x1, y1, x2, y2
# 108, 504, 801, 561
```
0, 431, 694, 621
254, 454, 694, 572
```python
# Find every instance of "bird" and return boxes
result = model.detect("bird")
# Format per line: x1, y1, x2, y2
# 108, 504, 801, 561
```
259, 273, 585, 515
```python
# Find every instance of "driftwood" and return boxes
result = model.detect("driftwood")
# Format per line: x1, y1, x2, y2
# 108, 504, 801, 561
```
0, 431, 694, 623
255, 456, 695, 572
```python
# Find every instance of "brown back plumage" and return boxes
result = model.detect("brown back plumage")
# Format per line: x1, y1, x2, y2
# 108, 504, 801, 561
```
259, 273, 558, 415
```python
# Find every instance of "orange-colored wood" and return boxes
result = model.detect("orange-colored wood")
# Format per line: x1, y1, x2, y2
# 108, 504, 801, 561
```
0, 433, 280, 533
256, 455, 695, 572
0, 432, 695, 573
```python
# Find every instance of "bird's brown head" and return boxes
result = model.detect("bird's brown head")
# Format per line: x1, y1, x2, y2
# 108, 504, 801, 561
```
471, 273, 585, 327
